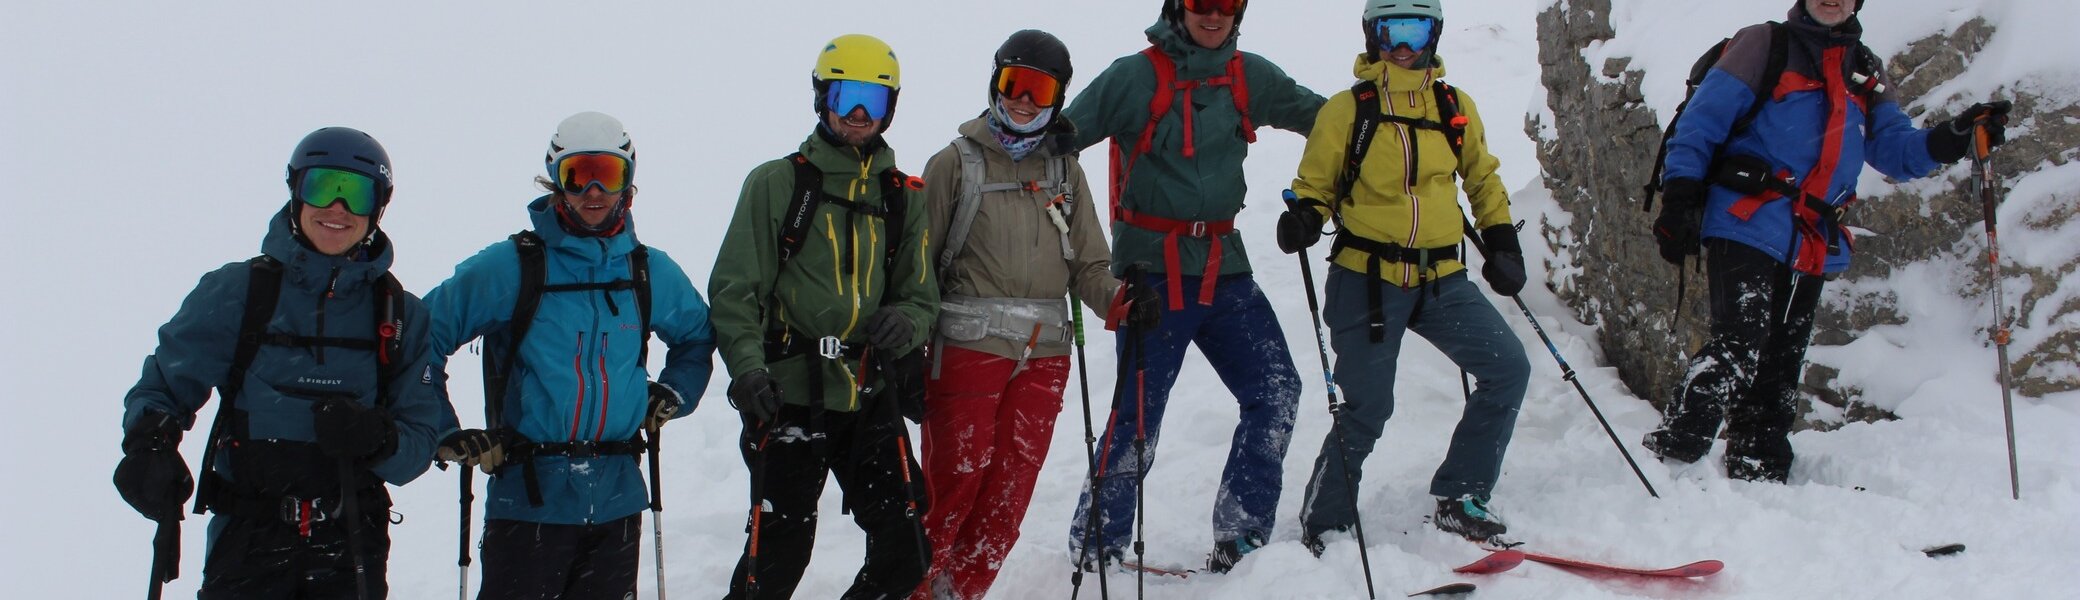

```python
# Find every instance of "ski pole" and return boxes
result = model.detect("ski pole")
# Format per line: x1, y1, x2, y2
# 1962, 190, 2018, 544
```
147, 514, 180, 600
878, 351, 934, 586
1283, 191, 1378, 599
743, 422, 771, 598
1068, 300, 1112, 600
1460, 218, 1659, 498
458, 465, 474, 600
647, 424, 669, 599
339, 458, 372, 600
1971, 119, 2021, 501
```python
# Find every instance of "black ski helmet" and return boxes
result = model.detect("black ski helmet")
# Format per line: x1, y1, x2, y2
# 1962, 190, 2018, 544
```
286, 127, 394, 209
990, 30, 1073, 108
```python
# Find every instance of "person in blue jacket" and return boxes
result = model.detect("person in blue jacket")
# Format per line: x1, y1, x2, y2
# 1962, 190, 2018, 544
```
1645, 0, 2012, 482
423, 111, 715, 599
115, 126, 446, 598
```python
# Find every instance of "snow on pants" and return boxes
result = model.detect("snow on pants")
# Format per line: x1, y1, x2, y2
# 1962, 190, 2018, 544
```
197, 506, 391, 599
726, 403, 931, 600
476, 514, 640, 600
1067, 274, 1301, 556
1651, 239, 1823, 480
911, 346, 1069, 600
1299, 267, 1529, 534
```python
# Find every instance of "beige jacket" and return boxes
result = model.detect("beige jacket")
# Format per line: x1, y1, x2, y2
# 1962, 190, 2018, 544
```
922, 116, 1116, 360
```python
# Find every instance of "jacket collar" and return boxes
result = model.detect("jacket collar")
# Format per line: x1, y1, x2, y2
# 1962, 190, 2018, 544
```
527, 195, 639, 261
1353, 53, 1451, 94
261, 204, 394, 293
1145, 20, 1239, 76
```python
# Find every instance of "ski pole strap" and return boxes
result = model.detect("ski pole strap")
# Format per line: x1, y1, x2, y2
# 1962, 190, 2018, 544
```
150, 517, 180, 590
1114, 206, 1234, 310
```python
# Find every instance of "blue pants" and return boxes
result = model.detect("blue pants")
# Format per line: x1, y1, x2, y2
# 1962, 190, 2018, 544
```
1068, 274, 1301, 555
1299, 267, 1529, 534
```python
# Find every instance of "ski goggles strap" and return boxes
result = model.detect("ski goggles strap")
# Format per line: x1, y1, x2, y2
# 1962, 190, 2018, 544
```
554, 152, 632, 194
1181, 0, 1245, 16
993, 65, 1063, 108
824, 79, 895, 121
295, 167, 382, 216
1376, 17, 1438, 53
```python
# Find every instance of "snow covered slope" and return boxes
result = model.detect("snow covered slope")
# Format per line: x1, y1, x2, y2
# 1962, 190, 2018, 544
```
3, 1, 2073, 598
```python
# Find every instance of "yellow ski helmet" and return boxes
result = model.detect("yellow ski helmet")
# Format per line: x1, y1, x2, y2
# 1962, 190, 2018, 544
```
811, 34, 902, 131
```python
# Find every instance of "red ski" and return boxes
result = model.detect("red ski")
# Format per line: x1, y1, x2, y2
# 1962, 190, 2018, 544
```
1453, 549, 1525, 574
1499, 549, 1723, 578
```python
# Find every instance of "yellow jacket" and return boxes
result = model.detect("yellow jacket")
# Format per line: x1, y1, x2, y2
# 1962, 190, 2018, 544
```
1290, 55, 1512, 288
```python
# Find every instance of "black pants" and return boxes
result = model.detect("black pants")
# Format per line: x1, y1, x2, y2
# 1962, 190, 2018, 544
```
477, 514, 641, 600
198, 508, 391, 599
726, 404, 931, 600
1652, 240, 1824, 481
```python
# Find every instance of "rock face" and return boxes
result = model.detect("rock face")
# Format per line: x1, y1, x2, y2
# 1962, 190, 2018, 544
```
1531, 1, 2078, 428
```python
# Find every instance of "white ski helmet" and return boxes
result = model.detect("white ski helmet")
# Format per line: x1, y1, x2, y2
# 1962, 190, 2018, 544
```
1363, 0, 1443, 22
544, 111, 635, 179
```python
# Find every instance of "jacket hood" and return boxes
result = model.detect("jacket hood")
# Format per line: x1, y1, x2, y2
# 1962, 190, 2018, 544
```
261, 203, 395, 290
527, 195, 641, 259
1145, 20, 1238, 73
1352, 53, 1451, 93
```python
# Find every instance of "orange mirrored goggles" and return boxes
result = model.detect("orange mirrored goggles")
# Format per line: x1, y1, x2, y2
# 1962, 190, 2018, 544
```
993, 65, 1064, 108
555, 152, 632, 194
1181, 0, 1245, 16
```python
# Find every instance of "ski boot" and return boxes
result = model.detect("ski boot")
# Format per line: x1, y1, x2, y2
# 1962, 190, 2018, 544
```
1206, 531, 1267, 574
1433, 494, 1508, 542
1643, 429, 1710, 464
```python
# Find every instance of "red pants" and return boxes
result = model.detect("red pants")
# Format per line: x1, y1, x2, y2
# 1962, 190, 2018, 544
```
912, 345, 1070, 600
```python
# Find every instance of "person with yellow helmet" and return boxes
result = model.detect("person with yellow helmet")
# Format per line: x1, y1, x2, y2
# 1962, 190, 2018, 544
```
708, 33, 938, 599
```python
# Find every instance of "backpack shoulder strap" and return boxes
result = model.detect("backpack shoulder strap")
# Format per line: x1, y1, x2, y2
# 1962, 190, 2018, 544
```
483, 230, 546, 427
629, 243, 653, 368
374, 272, 403, 404
1735, 22, 1791, 137
1226, 50, 1257, 144
195, 255, 284, 514
777, 153, 823, 272
1431, 80, 1467, 162
1136, 47, 1178, 159
880, 166, 920, 268
940, 138, 990, 270
1338, 79, 1385, 206
1642, 23, 1784, 211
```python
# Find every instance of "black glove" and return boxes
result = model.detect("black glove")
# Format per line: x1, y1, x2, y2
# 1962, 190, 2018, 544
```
729, 369, 783, 425
1928, 101, 2013, 164
1477, 224, 1528, 297
864, 308, 914, 350
114, 412, 193, 521
1652, 178, 1707, 265
435, 428, 507, 474
1113, 279, 1163, 331
1276, 204, 1326, 254
644, 381, 683, 430
311, 398, 398, 461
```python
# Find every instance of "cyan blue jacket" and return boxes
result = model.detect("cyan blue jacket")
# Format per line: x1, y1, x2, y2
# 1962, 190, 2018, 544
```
425, 196, 715, 525
123, 205, 445, 491
1663, 5, 1943, 274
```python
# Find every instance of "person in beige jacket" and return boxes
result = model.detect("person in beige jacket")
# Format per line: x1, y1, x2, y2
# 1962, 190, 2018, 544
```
911, 30, 1154, 600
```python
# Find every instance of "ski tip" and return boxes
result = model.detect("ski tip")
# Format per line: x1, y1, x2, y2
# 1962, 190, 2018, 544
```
1922, 543, 1967, 558
1408, 582, 1477, 597
1455, 549, 1526, 574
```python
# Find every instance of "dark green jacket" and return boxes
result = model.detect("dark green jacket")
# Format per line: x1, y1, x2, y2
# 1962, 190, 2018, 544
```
1063, 21, 1325, 277
708, 130, 937, 412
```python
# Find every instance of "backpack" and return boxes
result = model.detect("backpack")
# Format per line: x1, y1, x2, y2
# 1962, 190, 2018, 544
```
940, 136, 1077, 271
480, 230, 652, 430
194, 256, 405, 515
1109, 46, 1256, 210
1328, 77, 1472, 343
1642, 22, 1885, 212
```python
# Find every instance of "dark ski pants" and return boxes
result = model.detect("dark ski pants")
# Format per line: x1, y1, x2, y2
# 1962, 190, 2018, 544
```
1068, 274, 1301, 556
726, 404, 931, 600
476, 514, 640, 600
1298, 268, 1529, 534
197, 509, 390, 599
1648, 239, 1824, 482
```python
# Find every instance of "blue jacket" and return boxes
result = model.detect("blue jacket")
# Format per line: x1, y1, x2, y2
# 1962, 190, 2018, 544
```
1663, 6, 1943, 274
425, 196, 715, 525
123, 206, 445, 491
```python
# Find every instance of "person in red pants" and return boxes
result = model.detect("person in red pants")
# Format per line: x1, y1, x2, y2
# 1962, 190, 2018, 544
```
911, 30, 1153, 600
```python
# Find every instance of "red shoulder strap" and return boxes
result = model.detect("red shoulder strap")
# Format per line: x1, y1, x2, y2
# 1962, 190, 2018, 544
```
1226, 51, 1256, 144
1136, 47, 1177, 158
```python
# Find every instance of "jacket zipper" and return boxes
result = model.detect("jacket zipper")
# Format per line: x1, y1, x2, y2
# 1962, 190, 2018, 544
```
569, 332, 585, 441
315, 267, 340, 364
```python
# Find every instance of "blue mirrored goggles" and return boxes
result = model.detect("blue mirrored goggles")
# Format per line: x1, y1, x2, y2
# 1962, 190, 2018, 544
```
1375, 17, 1438, 53
823, 80, 894, 121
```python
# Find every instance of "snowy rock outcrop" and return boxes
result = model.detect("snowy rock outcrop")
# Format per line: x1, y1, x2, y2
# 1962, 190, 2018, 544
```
1530, 0, 2079, 427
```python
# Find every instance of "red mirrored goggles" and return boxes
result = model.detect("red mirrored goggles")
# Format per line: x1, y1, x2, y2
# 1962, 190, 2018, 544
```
993, 65, 1064, 108
554, 152, 632, 194
1181, 0, 1245, 16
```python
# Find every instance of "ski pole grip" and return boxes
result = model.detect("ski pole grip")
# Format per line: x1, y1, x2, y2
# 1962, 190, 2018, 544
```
1973, 119, 1992, 160
1281, 188, 1300, 211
